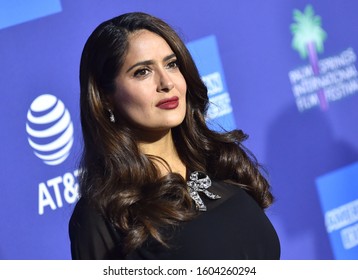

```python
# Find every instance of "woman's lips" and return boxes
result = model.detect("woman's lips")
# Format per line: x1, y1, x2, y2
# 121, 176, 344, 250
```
156, 96, 179, 109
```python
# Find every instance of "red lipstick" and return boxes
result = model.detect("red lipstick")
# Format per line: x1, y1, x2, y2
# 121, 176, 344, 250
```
156, 96, 179, 109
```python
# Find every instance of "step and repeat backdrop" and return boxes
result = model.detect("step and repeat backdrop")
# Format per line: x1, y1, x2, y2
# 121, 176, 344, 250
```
1, 0, 357, 260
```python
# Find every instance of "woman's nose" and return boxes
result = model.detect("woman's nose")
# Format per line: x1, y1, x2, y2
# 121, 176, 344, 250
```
157, 71, 174, 93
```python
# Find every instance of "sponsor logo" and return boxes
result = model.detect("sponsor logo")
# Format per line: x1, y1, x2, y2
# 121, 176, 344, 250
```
38, 170, 79, 215
26, 94, 74, 166
202, 71, 233, 120
289, 5, 358, 112
187, 35, 236, 131
316, 162, 358, 259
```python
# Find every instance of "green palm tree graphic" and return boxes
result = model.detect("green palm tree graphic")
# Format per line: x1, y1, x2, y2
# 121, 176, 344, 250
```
291, 5, 328, 110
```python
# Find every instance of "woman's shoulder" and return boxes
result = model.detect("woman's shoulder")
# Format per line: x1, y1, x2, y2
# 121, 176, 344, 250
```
70, 197, 100, 227
69, 197, 105, 241
69, 196, 118, 234
69, 197, 123, 259
209, 179, 264, 210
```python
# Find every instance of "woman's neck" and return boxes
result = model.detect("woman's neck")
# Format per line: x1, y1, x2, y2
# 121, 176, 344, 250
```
137, 129, 186, 178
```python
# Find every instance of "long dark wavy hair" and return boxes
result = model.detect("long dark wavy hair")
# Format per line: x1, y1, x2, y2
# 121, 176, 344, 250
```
79, 12, 273, 254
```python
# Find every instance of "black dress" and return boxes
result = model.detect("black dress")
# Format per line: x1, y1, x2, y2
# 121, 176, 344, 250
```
69, 179, 280, 259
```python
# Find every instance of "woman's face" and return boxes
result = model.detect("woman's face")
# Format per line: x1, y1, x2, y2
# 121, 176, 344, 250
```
112, 29, 187, 133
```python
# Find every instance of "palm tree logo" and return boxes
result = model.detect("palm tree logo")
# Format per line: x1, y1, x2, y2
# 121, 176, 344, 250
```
291, 5, 328, 110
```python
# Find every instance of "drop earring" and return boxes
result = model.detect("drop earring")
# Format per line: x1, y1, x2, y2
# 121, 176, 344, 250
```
108, 109, 115, 123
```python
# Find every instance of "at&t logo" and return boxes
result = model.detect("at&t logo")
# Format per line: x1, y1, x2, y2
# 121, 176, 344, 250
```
26, 94, 74, 165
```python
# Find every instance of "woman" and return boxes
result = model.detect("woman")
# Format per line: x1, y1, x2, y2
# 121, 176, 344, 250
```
69, 12, 280, 260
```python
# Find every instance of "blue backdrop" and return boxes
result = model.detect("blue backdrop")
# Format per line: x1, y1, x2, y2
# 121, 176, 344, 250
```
1, 0, 358, 260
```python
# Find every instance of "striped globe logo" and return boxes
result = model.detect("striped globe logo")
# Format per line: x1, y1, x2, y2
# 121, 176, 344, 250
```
26, 94, 74, 166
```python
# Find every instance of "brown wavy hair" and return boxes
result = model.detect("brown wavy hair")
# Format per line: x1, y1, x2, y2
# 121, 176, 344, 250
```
79, 12, 273, 254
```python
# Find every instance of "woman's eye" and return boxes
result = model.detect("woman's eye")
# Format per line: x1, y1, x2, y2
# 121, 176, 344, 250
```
133, 68, 150, 77
167, 60, 179, 69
